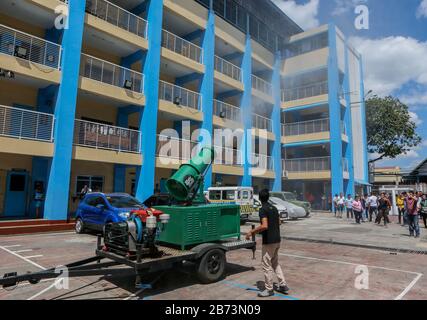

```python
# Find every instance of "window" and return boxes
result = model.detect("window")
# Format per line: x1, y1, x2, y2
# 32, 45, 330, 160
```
9, 174, 26, 191
223, 190, 236, 200
106, 195, 144, 208
242, 190, 249, 200
285, 32, 328, 58
209, 190, 222, 201
76, 176, 104, 195
86, 196, 106, 207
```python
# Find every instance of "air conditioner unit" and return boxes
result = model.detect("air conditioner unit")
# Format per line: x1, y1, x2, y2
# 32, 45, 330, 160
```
282, 170, 289, 178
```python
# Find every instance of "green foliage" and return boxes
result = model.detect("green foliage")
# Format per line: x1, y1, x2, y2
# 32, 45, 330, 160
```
366, 95, 421, 163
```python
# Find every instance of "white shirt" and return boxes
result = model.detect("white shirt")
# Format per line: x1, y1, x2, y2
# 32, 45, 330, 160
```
346, 198, 354, 208
338, 197, 345, 205
368, 195, 378, 207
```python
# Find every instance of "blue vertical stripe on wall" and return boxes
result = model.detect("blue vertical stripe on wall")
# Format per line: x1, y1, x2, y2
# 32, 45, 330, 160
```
359, 56, 370, 185
43, 0, 86, 220
343, 39, 355, 196
327, 24, 344, 198
241, 35, 253, 187
272, 52, 283, 191
134, 0, 164, 202
199, 6, 215, 189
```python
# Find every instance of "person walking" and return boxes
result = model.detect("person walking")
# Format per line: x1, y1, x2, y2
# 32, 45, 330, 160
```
337, 193, 345, 218
246, 189, 289, 297
352, 195, 363, 224
362, 194, 369, 222
376, 192, 391, 227
346, 194, 354, 220
406, 191, 420, 238
333, 194, 339, 217
419, 193, 427, 229
367, 192, 378, 222
34, 185, 44, 219
396, 193, 405, 225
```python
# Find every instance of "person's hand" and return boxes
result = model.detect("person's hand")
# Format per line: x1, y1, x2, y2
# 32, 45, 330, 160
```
245, 231, 252, 240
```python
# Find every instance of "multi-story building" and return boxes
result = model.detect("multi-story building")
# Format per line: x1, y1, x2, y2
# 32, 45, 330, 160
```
0, 0, 369, 221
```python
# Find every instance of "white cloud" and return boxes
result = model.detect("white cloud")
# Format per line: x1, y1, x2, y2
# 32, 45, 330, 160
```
271, 0, 320, 30
409, 111, 423, 126
332, 0, 368, 16
417, 0, 427, 18
349, 36, 427, 102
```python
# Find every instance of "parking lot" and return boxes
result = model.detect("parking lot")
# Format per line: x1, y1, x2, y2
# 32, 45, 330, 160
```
1, 217, 426, 300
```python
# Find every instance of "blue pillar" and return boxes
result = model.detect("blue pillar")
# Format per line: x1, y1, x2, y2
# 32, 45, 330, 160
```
327, 24, 344, 198
343, 39, 355, 196
199, 4, 215, 190
134, 0, 164, 202
241, 35, 253, 187
359, 57, 370, 184
44, 0, 86, 220
272, 52, 283, 191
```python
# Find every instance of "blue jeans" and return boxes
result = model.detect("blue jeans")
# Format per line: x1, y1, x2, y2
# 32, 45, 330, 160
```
408, 214, 420, 237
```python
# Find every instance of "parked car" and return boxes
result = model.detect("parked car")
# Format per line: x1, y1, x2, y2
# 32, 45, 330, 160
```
253, 195, 288, 221
269, 197, 306, 219
270, 191, 311, 217
75, 193, 146, 234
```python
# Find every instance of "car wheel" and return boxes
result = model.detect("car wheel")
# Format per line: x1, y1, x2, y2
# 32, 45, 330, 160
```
75, 218, 86, 234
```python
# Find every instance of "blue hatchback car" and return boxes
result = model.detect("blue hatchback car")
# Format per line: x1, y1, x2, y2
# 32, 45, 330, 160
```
75, 193, 146, 234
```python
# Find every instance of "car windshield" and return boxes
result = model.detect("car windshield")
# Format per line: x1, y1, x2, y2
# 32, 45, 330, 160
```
106, 196, 145, 209
284, 193, 297, 201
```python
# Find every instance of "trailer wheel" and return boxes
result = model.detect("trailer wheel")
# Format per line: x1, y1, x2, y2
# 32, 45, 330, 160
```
196, 249, 226, 284
75, 218, 85, 234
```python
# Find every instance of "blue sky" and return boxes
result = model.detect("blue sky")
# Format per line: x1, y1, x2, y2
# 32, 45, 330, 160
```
272, 0, 427, 171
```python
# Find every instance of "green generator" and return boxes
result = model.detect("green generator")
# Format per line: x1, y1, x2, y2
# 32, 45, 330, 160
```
155, 147, 241, 250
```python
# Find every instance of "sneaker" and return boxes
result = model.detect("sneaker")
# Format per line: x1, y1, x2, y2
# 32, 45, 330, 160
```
415, 235, 420, 239
275, 285, 290, 295
258, 290, 274, 298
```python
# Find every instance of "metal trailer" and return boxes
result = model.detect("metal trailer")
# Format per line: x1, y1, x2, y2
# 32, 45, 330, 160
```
0, 233, 256, 290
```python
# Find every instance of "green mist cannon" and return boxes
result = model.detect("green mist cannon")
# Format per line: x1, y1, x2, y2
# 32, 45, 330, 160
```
165, 147, 215, 204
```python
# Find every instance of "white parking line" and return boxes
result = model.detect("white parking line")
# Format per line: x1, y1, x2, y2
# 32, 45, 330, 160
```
2, 245, 22, 248
0, 245, 46, 270
22, 255, 43, 259
277, 251, 423, 300
13, 249, 33, 254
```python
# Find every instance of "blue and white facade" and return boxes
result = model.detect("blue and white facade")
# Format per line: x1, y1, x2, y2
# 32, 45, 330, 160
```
0, 0, 368, 219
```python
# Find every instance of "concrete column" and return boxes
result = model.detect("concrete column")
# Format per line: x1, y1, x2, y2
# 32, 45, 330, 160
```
44, 0, 86, 220
272, 52, 283, 191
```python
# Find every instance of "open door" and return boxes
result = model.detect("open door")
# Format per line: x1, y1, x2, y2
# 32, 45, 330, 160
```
4, 171, 29, 218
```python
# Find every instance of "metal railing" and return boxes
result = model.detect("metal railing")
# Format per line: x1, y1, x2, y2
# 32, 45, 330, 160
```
343, 158, 349, 173
283, 157, 331, 173
253, 113, 272, 132
0, 24, 62, 69
156, 135, 199, 161
282, 118, 330, 136
214, 146, 243, 166
159, 81, 202, 111
85, 0, 148, 39
282, 81, 328, 102
213, 100, 241, 122
252, 75, 272, 96
252, 154, 274, 171
0, 105, 54, 142
74, 119, 141, 153
80, 54, 144, 93
162, 29, 203, 63
214, 55, 241, 82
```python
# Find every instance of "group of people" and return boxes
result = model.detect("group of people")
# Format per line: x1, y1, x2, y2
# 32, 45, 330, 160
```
333, 191, 427, 238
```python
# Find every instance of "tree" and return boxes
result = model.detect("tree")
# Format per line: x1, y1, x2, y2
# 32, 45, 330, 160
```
366, 95, 421, 164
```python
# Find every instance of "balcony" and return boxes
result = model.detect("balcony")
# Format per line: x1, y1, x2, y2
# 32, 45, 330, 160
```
0, 105, 54, 157
213, 100, 241, 123
80, 54, 144, 93
159, 81, 202, 112
214, 55, 241, 82
253, 113, 272, 132
162, 29, 203, 64
252, 154, 274, 172
74, 119, 141, 154
282, 81, 328, 103
85, 0, 148, 39
282, 118, 330, 136
214, 146, 243, 167
284, 157, 331, 173
0, 105, 54, 142
252, 75, 273, 96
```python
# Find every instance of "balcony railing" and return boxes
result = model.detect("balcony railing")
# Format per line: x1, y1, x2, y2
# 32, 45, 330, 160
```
0, 105, 54, 142
85, 0, 148, 39
214, 55, 241, 82
252, 154, 274, 171
74, 119, 141, 153
343, 158, 349, 173
214, 146, 243, 166
282, 118, 330, 136
162, 29, 203, 64
80, 54, 144, 93
283, 157, 331, 173
253, 114, 272, 132
156, 135, 199, 161
282, 81, 328, 102
159, 81, 202, 111
0, 24, 62, 69
252, 75, 272, 96
213, 100, 241, 122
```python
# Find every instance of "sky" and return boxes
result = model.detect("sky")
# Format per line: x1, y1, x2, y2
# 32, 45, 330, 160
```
271, 0, 427, 172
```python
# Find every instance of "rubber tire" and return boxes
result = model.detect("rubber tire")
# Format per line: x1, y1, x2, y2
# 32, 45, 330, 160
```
196, 249, 226, 284
75, 218, 86, 234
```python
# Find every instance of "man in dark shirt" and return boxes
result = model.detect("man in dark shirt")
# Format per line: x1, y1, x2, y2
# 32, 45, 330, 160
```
246, 189, 289, 297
